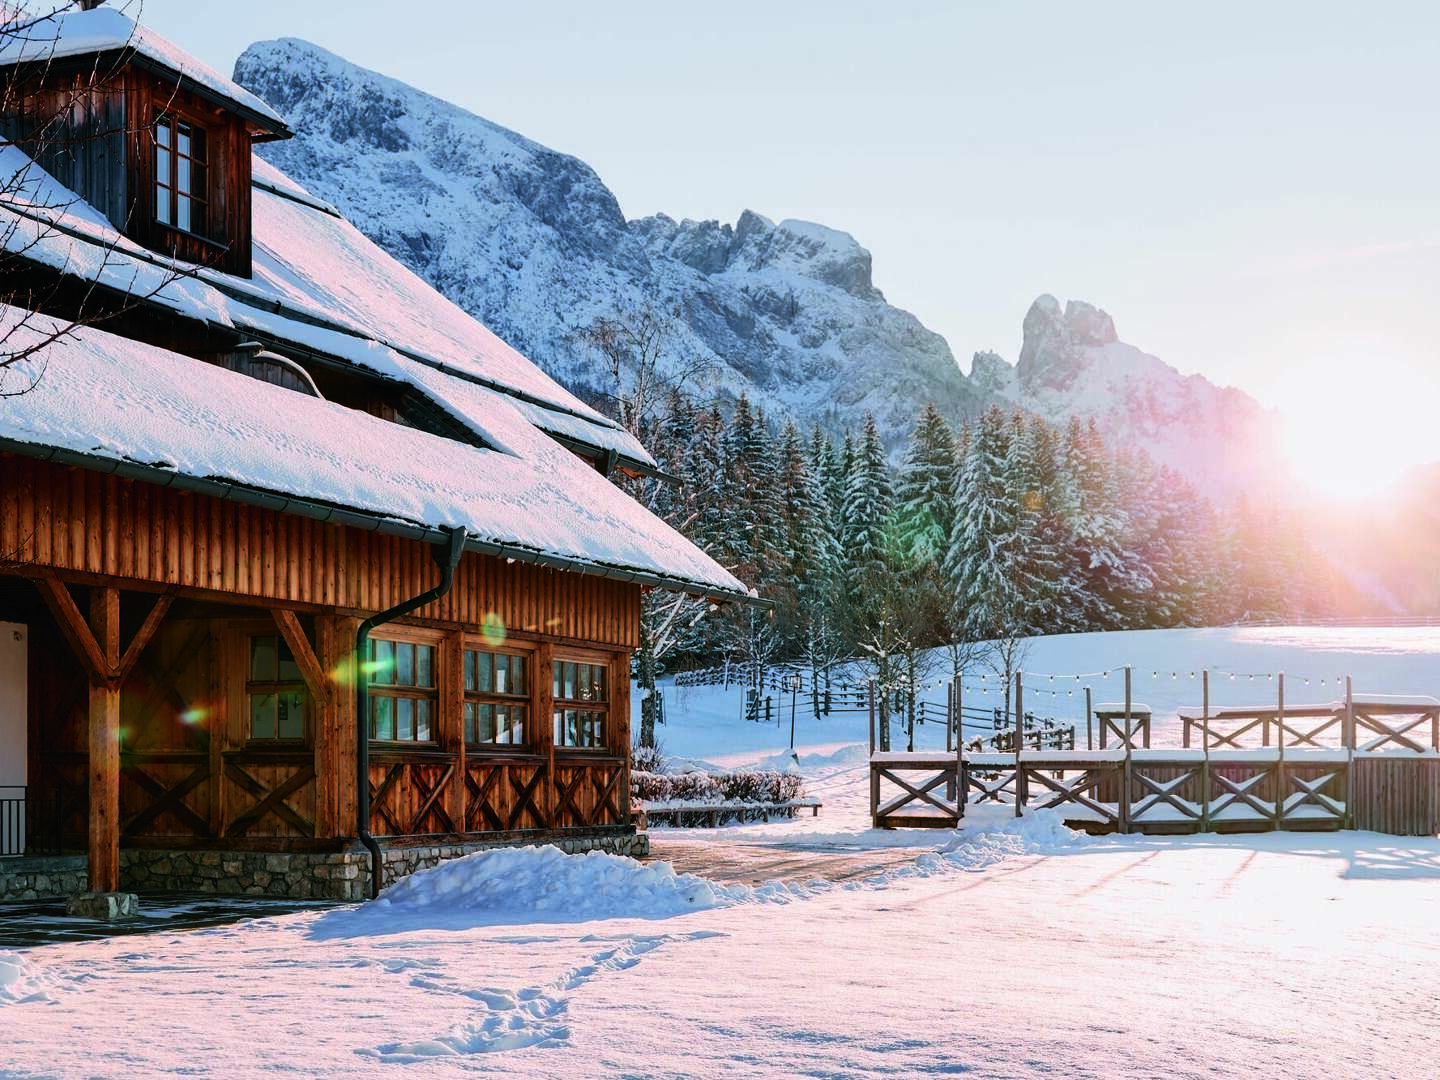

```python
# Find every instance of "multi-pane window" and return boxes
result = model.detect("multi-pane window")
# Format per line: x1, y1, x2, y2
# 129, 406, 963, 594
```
464, 649, 528, 746
155, 115, 207, 234
247, 635, 305, 741
553, 660, 608, 749
368, 638, 437, 742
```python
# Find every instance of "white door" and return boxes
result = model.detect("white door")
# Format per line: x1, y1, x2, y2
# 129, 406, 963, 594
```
0, 622, 26, 855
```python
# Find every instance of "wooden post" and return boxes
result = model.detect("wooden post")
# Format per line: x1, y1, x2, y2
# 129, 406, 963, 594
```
1014, 670, 1024, 818
1275, 672, 1286, 829
312, 616, 339, 838
955, 675, 965, 813
868, 679, 876, 757
1120, 665, 1132, 834
945, 681, 953, 755
88, 587, 121, 894
1200, 670, 1210, 833
441, 628, 466, 833
331, 616, 361, 838
538, 643, 557, 828
943, 680, 955, 802
1085, 686, 1093, 751
1344, 675, 1355, 830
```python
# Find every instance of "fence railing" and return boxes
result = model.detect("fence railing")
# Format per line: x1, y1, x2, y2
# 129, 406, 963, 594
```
0, 785, 63, 858
1, 785, 26, 857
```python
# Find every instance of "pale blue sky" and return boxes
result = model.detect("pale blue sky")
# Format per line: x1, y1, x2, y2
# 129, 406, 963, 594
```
138, 0, 1440, 476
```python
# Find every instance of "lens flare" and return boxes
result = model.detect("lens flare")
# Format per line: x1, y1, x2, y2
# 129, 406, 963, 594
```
482, 612, 506, 647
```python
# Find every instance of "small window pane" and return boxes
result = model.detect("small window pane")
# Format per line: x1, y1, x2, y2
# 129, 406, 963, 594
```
417, 644, 434, 688
396, 642, 414, 687
372, 639, 394, 684
277, 642, 301, 683
277, 692, 304, 740
250, 694, 276, 740
478, 651, 494, 693
156, 185, 170, 225
372, 696, 394, 741
464, 650, 477, 692
176, 194, 190, 232
156, 120, 171, 147
250, 637, 277, 681
464, 701, 477, 743
416, 699, 432, 742
177, 125, 190, 156
397, 697, 414, 741
157, 145, 170, 182
177, 154, 190, 194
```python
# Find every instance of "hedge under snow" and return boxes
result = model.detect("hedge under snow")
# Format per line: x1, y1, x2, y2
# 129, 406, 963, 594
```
631, 769, 805, 805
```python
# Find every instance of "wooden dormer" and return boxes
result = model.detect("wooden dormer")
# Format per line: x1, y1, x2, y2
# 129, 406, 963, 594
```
0, 5, 291, 278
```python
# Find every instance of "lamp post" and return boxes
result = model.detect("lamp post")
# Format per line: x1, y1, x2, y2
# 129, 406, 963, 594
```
787, 671, 802, 751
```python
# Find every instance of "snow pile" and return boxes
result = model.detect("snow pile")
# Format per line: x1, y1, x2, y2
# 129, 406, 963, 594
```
932, 808, 1088, 873
0, 950, 51, 1005
374, 846, 727, 923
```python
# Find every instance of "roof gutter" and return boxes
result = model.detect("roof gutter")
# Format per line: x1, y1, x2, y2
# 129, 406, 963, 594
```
0, 437, 765, 607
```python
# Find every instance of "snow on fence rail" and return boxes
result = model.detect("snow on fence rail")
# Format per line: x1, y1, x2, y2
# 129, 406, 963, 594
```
867, 669, 1440, 837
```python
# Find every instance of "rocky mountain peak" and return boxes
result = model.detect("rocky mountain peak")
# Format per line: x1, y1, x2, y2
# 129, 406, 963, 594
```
232, 43, 1279, 497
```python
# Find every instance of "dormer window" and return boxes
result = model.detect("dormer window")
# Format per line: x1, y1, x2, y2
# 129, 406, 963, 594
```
155, 115, 208, 235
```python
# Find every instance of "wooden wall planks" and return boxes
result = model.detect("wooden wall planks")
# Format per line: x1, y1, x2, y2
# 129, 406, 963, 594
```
1, 455, 641, 649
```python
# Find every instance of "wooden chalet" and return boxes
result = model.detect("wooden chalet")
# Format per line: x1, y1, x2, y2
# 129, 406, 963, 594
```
0, 5, 751, 908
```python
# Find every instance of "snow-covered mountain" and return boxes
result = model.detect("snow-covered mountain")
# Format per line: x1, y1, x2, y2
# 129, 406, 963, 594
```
233, 38, 990, 446
972, 296, 1285, 500
233, 39, 1280, 499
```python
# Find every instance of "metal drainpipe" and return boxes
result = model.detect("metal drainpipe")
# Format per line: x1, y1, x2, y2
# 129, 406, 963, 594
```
356, 526, 466, 900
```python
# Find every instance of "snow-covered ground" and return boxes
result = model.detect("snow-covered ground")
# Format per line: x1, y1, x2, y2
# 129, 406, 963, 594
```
3, 627, 1438, 1078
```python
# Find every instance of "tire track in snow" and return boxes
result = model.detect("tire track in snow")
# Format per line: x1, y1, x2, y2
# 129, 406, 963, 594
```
357, 930, 725, 1060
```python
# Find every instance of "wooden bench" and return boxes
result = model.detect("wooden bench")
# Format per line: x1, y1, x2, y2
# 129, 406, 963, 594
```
637, 798, 823, 829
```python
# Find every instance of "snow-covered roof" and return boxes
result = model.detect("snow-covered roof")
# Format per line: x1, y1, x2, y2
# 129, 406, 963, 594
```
0, 4, 289, 135
0, 307, 751, 601
0, 144, 654, 470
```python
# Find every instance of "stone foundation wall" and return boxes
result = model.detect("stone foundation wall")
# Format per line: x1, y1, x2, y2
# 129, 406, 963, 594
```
2, 829, 651, 902
120, 848, 371, 901
0, 855, 88, 900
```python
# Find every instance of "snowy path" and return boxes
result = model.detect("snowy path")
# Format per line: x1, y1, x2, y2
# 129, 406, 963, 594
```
5, 824, 1439, 1077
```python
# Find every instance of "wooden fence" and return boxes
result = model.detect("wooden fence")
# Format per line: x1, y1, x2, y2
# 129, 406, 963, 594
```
869, 671, 1440, 837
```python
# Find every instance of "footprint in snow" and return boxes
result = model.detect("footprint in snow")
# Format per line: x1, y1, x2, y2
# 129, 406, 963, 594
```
360, 931, 723, 1060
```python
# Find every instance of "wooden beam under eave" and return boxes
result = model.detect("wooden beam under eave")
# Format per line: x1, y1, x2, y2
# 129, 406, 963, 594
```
37, 575, 109, 682
116, 591, 174, 682
88, 586, 121, 893
270, 608, 329, 705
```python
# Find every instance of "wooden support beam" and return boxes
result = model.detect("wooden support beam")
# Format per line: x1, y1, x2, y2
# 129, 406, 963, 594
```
441, 628, 466, 835
116, 592, 173, 682
88, 586, 121, 893
38, 576, 109, 682
270, 608, 328, 704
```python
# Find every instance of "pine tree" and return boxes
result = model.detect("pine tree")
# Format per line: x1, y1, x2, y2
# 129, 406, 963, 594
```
946, 406, 1022, 641
895, 403, 958, 564
841, 414, 894, 590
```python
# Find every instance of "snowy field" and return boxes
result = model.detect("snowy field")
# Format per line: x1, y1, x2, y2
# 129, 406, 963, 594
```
3, 627, 1439, 1078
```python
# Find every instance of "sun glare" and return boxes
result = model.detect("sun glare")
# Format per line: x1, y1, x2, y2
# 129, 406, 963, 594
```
1276, 355, 1435, 501
1282, 410, 1415, 499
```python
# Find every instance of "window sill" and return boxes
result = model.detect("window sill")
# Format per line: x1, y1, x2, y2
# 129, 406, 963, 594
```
154, 221, 229, 253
